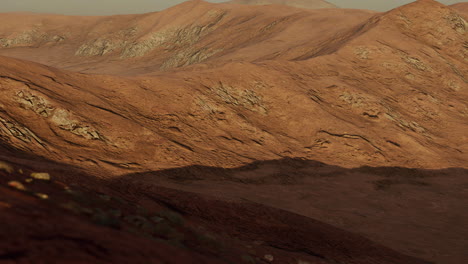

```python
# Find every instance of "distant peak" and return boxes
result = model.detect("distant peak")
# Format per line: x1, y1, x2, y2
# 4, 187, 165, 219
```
226, 0, 337, 10
394, 0, 445, 10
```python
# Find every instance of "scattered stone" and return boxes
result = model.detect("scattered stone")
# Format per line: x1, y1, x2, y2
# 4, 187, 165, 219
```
25, 178, 33, 183
54, 181, 70, 190
7, 181, 26, 191
264, 254, 274, 262
0, 161, 14, 173
30, 172, 51, 181
34, 193, 49, 199
18, 169, 23, 174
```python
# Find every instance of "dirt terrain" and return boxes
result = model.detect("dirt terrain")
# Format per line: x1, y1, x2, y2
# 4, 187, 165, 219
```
0, 0, 467, 263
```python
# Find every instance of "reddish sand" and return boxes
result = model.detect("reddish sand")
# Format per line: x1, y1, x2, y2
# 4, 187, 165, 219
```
0, 0, 467, 263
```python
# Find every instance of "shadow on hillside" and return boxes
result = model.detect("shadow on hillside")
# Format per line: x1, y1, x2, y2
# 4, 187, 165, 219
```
0, 142, 459, 264
116, 157, 467, 187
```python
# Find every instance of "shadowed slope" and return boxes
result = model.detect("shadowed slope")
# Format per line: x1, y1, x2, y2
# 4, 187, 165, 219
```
119, 158, 468, 264
0, 148, 432, 264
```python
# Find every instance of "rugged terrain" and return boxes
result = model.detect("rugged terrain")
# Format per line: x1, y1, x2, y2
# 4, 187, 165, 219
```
0, 0, 467, 263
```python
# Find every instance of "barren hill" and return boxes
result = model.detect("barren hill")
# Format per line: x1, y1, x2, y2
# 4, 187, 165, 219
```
0, 0, 465, 172
226, 0, 337, 9
0, 0, 467, 263
0, 0, 371, 75
451, 2, 468, 16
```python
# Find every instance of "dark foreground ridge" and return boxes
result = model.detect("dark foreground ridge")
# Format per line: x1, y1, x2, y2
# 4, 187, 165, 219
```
0, 144, 438, 264
2, 144, 462, 264
0, 1, 467, 263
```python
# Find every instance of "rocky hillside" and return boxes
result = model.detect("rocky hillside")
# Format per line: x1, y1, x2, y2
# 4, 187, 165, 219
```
0, 0, 466, 174
0, 0, 467, 263
0, 1, 372, 75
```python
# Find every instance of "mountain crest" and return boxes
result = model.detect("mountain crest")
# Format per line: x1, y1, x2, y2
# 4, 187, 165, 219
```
227, 0, 337, 9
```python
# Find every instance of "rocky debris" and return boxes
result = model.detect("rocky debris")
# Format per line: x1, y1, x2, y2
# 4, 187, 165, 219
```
0, 31, 35, 48
50, 109, 101, 140
118, 36, 160, 58
209, 82, 268, 114
76, 10, 226, 60
0, 116, 45, 146
121, 26, 191, 58
121, 18, 225, 59
0, 28, 66, 48
75, 27, 136, 57
264, 254, 274, 262
403, 56, 430, 71
160, 47, 223, 69
384, 112, 427, 134
30, 172, 51, 181
445, 12, 468, 33
0, 161, 14, 173
34, 193, 49, 199
75, 38, 126, 57
13, 88, 102, 141
7, 180, 26, 191
354, 46, 370, 59
15, 90, 55, 117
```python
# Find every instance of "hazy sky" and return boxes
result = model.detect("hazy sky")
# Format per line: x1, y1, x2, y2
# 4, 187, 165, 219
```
0, 0, 464, 15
